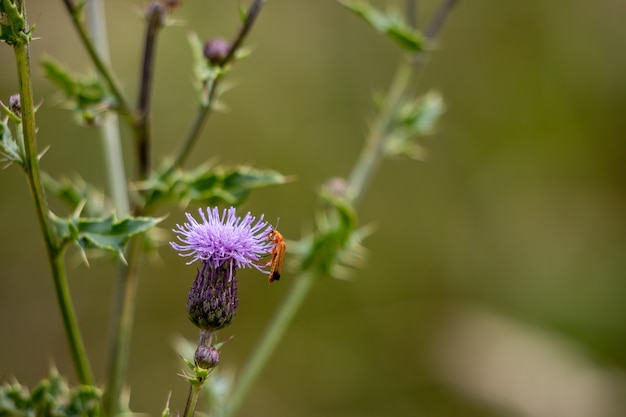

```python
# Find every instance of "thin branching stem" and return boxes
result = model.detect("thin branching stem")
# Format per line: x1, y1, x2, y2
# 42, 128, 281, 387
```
222, 1, 459, 415
223, 0, 265, 66
223, 270, 315, 417
345, 61, 413, 205
425, 0, 458, 40
406, 0, 418, 30
103, 240, 144, 416
168, 0, 266, 173
102, 3, 170, 409
136, 3, 167, 180
13, 11, 94, 385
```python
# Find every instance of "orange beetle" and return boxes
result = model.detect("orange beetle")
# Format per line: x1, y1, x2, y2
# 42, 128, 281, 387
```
266, 229, 286, 283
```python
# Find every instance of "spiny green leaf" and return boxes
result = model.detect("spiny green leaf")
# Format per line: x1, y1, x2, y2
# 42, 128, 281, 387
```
74, 215, 161, 257
385, 91, 444, 159
50, 211, 161, 259
0, 116, 23, 166
0, 97, 21, 123
295, 184, 366, 279
339, 0, 425, 52
49, 211, 72, 242
238, 4, 247, 23
188, 32, 228, 107
42, 172, 111, 218
0, 0, 29, 46
0, 369, 101, 416
142, 163, 292, 211
41, 56, 112, 126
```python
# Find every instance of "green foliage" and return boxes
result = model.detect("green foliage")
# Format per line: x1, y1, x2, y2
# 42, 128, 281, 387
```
0, 369, 101, 417
189, 32, 226, 106
141, 163, 291, 211
0, 0, 32, 46
339, 0, 425, 52
42, 172, 112, 218
41, 57, 111, 126
0, 97, 21, 124
0, 117, 23, 166
161, 396, 171, 417
385, 91, 445, 159
50, 210, 161, 261
295, 183, 370, 280
188, 32, 249, 107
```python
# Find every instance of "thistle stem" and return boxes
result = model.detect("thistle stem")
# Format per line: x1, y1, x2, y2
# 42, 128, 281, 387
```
222, 2, 459, 415
136, 3, 166, 180
103, 240, 144, 416
345, 61, 413, 205
183, 384, 202, 417
222, 270, 315, 417
168, 0, 266, 173
85, 0, 130, 217
13, 12, 94, 385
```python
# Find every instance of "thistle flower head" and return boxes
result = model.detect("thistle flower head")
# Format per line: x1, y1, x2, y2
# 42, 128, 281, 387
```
171, 207, 275, 330
171, 206, 274, 278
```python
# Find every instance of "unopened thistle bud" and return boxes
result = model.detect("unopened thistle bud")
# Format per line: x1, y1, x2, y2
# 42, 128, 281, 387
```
187, 262, 238, 330
194, 345, 220, 369
171, 207, 275, 331
8, 94, 20, 117
203, 38, 230, 65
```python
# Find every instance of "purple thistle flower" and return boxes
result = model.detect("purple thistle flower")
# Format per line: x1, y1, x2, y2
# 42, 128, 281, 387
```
171, 207, 274, 330
171, 207, 274, 276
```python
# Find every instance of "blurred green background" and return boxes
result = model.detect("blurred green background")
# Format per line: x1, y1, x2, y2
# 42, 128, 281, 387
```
2, 1, 626, 416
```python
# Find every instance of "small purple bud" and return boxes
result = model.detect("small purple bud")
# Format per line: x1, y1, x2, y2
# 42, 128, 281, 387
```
203, 38, 230, 65
194, 345, 220, 369
145, 1, 167, 27
325, 177, 348, 197
9, 94, 20, 117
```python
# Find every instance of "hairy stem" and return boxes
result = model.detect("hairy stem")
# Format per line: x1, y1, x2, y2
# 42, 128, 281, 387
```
13, 11, 94, 385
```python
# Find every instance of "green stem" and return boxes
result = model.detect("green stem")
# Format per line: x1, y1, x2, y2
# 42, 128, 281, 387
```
85, 0, 130, 217
345, 61, 413, 204
168, 82, 214, 173
183, 384, 202, 417
167, 0, 266, 174
49, 251, 95, 385
220, 45, 416, 417
218, 62, 412, 417
103, 239, 143, 416
13, 21, 94, 385
222, 270, 315, 417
